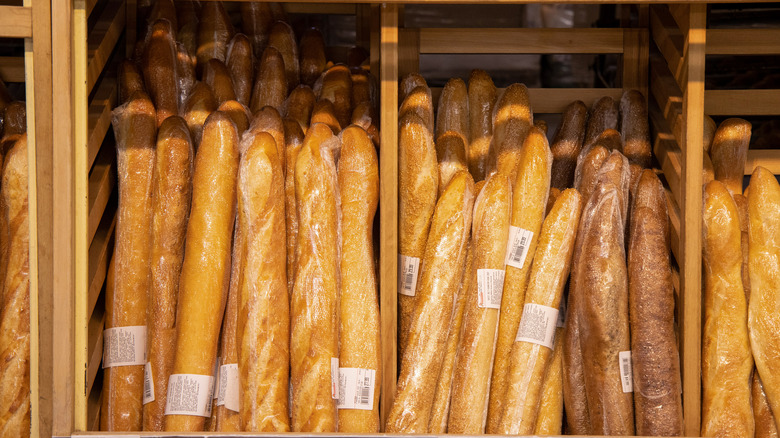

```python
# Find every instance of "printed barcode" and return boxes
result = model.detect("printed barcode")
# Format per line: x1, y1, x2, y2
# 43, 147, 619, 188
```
144, 377, 152, 398
510, 237, 528, 263
404, 271, 414, 291
360, 379, 370, 405
622, 358, 630, 378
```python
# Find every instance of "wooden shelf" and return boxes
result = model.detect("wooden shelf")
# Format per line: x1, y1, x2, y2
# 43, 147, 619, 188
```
0, 5, 31, 38
707, 29, 780, 55
705, 89, 780, 116
88, 77, 117, 169
86, 0, 125, 95
87, 207, 116, 327
746, 150, 780, 175
87, 144, 115, 245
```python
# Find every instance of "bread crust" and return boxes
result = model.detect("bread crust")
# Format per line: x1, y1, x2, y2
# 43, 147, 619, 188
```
467, 70, 497, 182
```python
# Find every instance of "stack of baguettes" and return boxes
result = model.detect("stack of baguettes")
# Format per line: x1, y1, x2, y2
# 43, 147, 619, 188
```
0, 79, 32, 438
102, 0, 381, 433
388, 70, 685, 436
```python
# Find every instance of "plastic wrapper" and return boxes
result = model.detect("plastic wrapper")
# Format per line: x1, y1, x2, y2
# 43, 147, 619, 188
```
533, 327, 564, 436
226, 34, 254, 108
748, 167, 780, 434
283, 118, 304, 299
550, 100, 587, 190
436, 78, 469, 142
268, 21, 300, 92
385, 171, 474, 434
397, 111, 438, 359
196, 1, 234, 68
236, 130, 290, 431
250, 47, 287, 114
711, 118, 751, 195
300, 29, 327, 88
217, 100, 251, 135
399, 73, 427, 102
351, 69, 378, 112
203, 59, 237, 106
435, 131, 468, 197
102, 92, 156, 431
754, 373, 779, 438
619, 90, 651, 168
448, 174, 511, 434
175, 42, 196, 115
701, 179, 753, 437
142, 19, 179, 126
215, 233, 240, 432
182, 82, 217, 148
311, 100, 341, 134
318, 66, 353, 131
290, 123, 341, 432
583, 96, 619, 148
351, 102, 380, 149
466, 70, 496, 182
143, 116, 193, 431
118, 60, 145, 105
628, 169, 683, 436
0, 135, 29, 437
496, 189, 581, 434
399, 85, 434, 135
164, 111, 238, 432
337, 126, 381, 433
733, 193, 750, 301
573, 129, 623, 201
486, 128, 551, 433
487, 84, 532, 177
283, 85, 316, 134
2, 101, 26, 139
247, 107, 285, 173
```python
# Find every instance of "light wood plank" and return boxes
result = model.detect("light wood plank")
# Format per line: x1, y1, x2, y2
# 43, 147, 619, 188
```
87, 209, 116, 329
86, 0, 124, 94
746, 150, 780, 175
707, 29, 780, 55
649, 57, 684, 147
87, 147, 115, 244
705, 89, 780, 116
88, 77, 117, 169
419, 28, 624, 54
86, 306, 105, 397
0, 57, 25, 83
652, 127, 683, 207
379, 4, 398, 430
0, 5, 32, 38
622, 28, 649, 97
665, 188, 682, 268
650, 5, 685, 88
398, 28, 420, 81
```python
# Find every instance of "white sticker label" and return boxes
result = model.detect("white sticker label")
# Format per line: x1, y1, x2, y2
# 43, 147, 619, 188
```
557, 300, 566, 328
217, 363, 239, 412
164, 374, 215, 417
337, 368, 376, 411
477, 269, 505, 309
619, 351, 633, 393
515, 303, 559, 349
505, 226, 534, 269
331, 358, 340, 399
143, 362, 155, 405
398, 254, 421, 297
102, 326, 147, 368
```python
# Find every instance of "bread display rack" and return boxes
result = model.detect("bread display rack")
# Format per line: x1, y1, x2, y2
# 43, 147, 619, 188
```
41, 1, 779, 437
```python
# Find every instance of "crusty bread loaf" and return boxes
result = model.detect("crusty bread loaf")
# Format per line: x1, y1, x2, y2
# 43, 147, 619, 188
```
250, 47, 287, 114
203, 59, 237, 106
268, 21, 300, 92
573, 144, 609, 203
196, 1, 234, 67
240, 2, 273, 59
436, 78, 469, 142
448, 174, 512, 434
703, 151, 715, 186
619, 90, 651, 168
291, 123, 341, 432
215, 236, 240, 432
435, 131, 468, 197
386, 171, 475, 434
143, 116, 193, 431
733, 193, 750, 301
534, 119, 548, 135
236, 130, 290, 431
217, 100, 251, 135
486, 128, 551, 433
550, 100, 588, 190
226, 34, 254, 107
533, 327, 564, 436
397, 111, 438, 358
247, 106, 285, 173
467, 70, 497, 182
399, 85, 434, 135
283, 118, 304, 299
176, 3, 198, 66
351, 102, 379, 148
703, 114, 717, 153
99, 258, 115, 430
1, 102, 25, 139
561, 259, 590, 435
284, 85, 316, 134
119, 60, 145, 105
546, 187, 560, 215
182, 82, 218, 148
628, 169, 683, 436
351, 69, 376, 110
400, 73, 427, 102
318, 65, 353, 130
711, 118, 751, 195
748, 166, 780, 433
300, 29, 327, 87
142, 19, 179, 126
337, 126, 381, 433
496, 189, 582, 435
175, 42, 196, 114
311, 100, 341, 134
584, 96, 619, 147
488, 84, 532, 176
0, 135, 29, 437
147, 0, 176, 29
754, 373, 779, 438
102, 92, 156, 431
164, 111, 239, 432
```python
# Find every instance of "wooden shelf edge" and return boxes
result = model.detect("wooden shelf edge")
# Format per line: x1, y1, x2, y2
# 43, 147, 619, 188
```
746, 150, 780, 175
88, 77, 117, 169
87, 147, 115, 244
0, 6, 32, 38
86, 0, 125, 95
87, 208, 117, 322
86, 307, 105, 397
705, 89, 780, 116
707, 29, 780, 55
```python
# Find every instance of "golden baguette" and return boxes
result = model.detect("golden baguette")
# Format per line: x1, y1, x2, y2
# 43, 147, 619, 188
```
496, 189, 582, 434
488, 84, 532, 176
550, 100, 588, 190
268, 21, 300, 92
583, 96, 618, 147
148, 0, 176, 31
546, 187, 560, 215
619, 90, 651, 168
284, 85, 316, 134
182, 82, 218, 148
703, 151, 715, 186
386, 171, 475, 434
215, 242, 240, 432
467, 70, 497, 182
226, 34, 254, 108
711, 118, 751, 195
176, 42, 196, 114
1, 102, 25, 139
311, 100, 341, 134
754, 373, 779, 438
703, 114, 717, 153
318, 65, 353, 130
448, 174, 512, 434
196, 2, 234, 67
399, 85, 434, 135
251, 47, 288, 114
533, 327, 564, 436
435, 131, 468, 197
164, 111, 239, 432
119, 60, 145, 105
203, 59, 237, 106
217, 100, 251, 135
337, 126, 381, 433
400, 73, 427, 102
240, 2, 273, 59
734, 193, 750, 301
247, 106, 285, 173
351, 102, 379, 148
436, 78, 469, 141
142, 19, 179, 126
283, 118, 305, 299
291, 123, 341, 432
300, 29, 327, 87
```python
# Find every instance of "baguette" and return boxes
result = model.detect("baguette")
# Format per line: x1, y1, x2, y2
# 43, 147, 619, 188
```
196, 1, 234, 67
283, 118, 304, 299
284, 85, 316, 134
748, 166, 780, 433
0, 135, 29, 437
754, 373, 779, 438
311, 100, 341, 134
337, 126, 381, 433
203, 59, 237, 106
351, 102, 379, 148
226, 34, 255, 107
215, 238, 240, 432
399, 85, 434, 135
546, 187, 560, 215
448, 174, 512, 434
217, 100, 251, 135
435, 131, 468, 197
703, 114, 717, 153
711, 118, 751, 195
619, 90, 651, 168
701, 179, 753, 437
268, 21, 300, 92
176, 42, 196, 114
436, 78, 469, 141
182, 82, 218, 148
734, 193, 750, 301
573, 144, 609, 202
628, 169, 683, 436
533, 327, 564, 436
3, 102, 25, 138
400, 73, 427, 102
177, 2, 199, 66
318, 65, 353, 130
119, 60, 145, 105
240, 2, 273, 59
237, 131, 290, 431
467, 70, 497, 182
486, 128, 551, 433
143, 19, 179, 126
164, 111, 239, 432
291, 123, 341, 432
534, 119, 548, 135
99, 259, 116, 430
397, 112, 438, 358
584, 96, 619, 147
386, 171, 475, 433
550, 101, 588, 190
351, 69, 376, 110
300, 29, 327, 87
703, 151, 715, 186
143, 116, 193, 431
250, 47, 287, 114
496, 188, 582, 434
248, 106, 285, 173
489, 84, 532, 176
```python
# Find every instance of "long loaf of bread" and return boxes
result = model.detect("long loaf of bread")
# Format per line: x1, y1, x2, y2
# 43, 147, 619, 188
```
436, 78, 469, 141
182, 82, 217, 148
300, 29, 327, 88
283, 118, 305, 299
164, 111, 239, 432
467, 70, 497, 182
489, 84, 532, 177
268, 21, 300, 92
215, 234, 240, 431
435, 131, 468, 197
291, 123, 341, 432
142, 19, 179, 126
550, 100, 588, 190
533, 327, 564, 436
203, 59, 237, 106
240, 2, 272, 59
385, 171, 475, 434
448, 174, 511, 434
251, 47, 288, 114
755, 373, 779, 438
619, 90, 651, 168
583, 96, 618, 147
226, 34, 254, 108
196, 1, 234, 67
318, 66, 353, 130
399, 86, 434, 135
284, 86, 316, 135
102, 92, 156, 431
711, 118, 751, 195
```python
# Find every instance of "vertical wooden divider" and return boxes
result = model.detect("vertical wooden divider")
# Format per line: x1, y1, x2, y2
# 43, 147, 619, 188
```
379, 4, 399, 431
